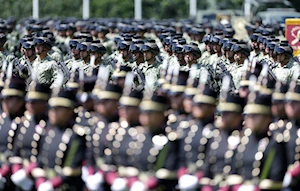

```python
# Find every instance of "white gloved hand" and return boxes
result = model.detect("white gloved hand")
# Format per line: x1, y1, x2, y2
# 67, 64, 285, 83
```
130, 181, 146, 191
237, 184, 256, 191
0, 174, 6, 190
11, 169, 27, 186
178, 174, 198, 190
81, 166, 89, 182
111, 177, 128, 191
283, 172, 292, 188
86, 172, 104, 191
38, 181, 54, 191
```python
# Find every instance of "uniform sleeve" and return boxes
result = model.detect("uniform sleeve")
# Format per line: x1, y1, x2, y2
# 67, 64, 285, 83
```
9, 129, 23, 173
266, 141, 287, 181
49, 133, 86, 188
84, 129, 96, 175
145, 69, 160, 92
50, 62, 64, 88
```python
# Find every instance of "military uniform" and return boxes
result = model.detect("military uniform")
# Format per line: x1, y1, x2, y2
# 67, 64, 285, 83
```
229, 62, 247, 90
10, 83, 51, 191
224, 94, 287, 191
84, 84, 122, 191
117, 95, 180, 191
199, 93, 245, 191
0, 76, 26, 190
32, 55, 63, 88
144, 60, 162, 92
31, 89, 86, 191
280, 82, 300, 190
177, 85, 218, 191
273, 58, 300, 84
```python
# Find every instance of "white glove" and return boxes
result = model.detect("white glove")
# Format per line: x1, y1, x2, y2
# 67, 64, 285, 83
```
11, 169, 27, 186
0, 174, 6, 190
178, 174, 198, 190
283, 172, 292, 188
81, 166, 89, 182
11, 169, 34, 191
237, 184, 256, 191
111, 177, 128, 191
85, 172, 104, 191
38, 181, 54, 191
130, 181, 146, 191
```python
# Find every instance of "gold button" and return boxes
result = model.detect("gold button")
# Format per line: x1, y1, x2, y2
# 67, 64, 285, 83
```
252, 168, 260, 176
255, 151, 263, 161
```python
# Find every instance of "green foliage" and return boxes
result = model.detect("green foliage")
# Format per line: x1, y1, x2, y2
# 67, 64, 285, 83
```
0, 0, 247, 21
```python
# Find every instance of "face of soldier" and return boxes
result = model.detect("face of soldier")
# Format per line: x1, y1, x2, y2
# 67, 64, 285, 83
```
277, 54, 288, 64
20, 47, 26, 55
183, 98, 193, 113
49, 107, 74, 126
119, 106, 140, 124
213, 44, 221, 53
192, 103, 215, 119
97, 32, 106, 39
244, 114, 272, 133
132, 51, 141, 61
251, 41, 259, 50
24, 48, 36, 60
58, 31, 66, 37
119, 49, 130, 61
71, 47, 80, 59
66, 30, 74, 37
113, 78, 125, 89
2, 97, 24, 116
205, 44, 212, 52
26, 101, 48, 116
143, 51, 155, 62
259, 43, 265, 51
234, 52, 246, 65
175, 52, 184, 63
139, 111, 165, 128
238, 87, 249, 99
184, 53, 196, 65
81, 99, 94, 111
164, 44, 171, 53
285, 102, 300, 120
90, 51, 100, 60
80, 50, 89, 61
226, 50, 234, 60
170, 94, 184, 110
271, 103, 286, 118
220, 112, 242, 129
95, 100, 118, 117
35, 44, 46, 55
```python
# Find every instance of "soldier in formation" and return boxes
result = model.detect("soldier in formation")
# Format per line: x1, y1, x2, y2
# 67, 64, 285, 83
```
0, 16, 298, 191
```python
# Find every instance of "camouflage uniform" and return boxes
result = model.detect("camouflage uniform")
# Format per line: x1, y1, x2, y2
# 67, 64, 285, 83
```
49, 46, 63, 62
199, 51, 211, 65
229, 62, 247, 90
273, 58, 300, 84
162, 54, 180, 71
144, 60, 162, 92
32, 55, 63, 88
65, 57, 85, 71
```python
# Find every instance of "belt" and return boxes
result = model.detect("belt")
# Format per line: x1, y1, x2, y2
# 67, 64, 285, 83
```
259, 179, 283, 190
155, 168, 177, 180
226, 174, 243, 185
118, 166, 139, 177
32, 167, 82, 179
0, 153, 7, 163
96, 157, 117, 172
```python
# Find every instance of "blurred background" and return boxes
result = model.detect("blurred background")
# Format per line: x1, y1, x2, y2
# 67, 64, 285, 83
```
0, 0, 299, 21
